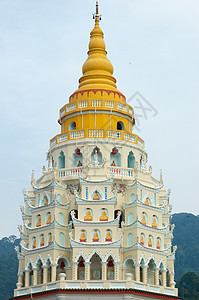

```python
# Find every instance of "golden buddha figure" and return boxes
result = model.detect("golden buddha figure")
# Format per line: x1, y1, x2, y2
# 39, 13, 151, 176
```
144, 198, 149, 205
44, 197, 48, 206
77, 160, 82, 167
148, 236, 153, 247
36, 215, 41, 227
105, 229, 112, 242
92, 230, 99, 242
84, 208, 92, 221
111, 160, 116, 166
46, 212, 51, 225
32, 237, 36, 249
156, 238, 160, 249
40, 235, 44, 247
93, 191, 100, 200
140, 234, 145, 245
141, 213, 146, 225
99, 208, 108, 221
152, 216, 157, 228
48, 233, 52, 245
80, 230, 87, 242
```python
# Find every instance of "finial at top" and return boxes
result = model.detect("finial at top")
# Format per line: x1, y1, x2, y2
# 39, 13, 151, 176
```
93, 1, 101, 24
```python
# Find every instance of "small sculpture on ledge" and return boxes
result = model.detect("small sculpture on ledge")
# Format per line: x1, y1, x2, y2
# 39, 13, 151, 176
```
94, 149, 99, 167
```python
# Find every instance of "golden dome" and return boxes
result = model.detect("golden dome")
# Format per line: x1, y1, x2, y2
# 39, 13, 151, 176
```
78, 2, 117, 90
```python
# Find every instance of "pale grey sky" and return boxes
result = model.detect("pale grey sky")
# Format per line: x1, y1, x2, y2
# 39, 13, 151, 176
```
0, 0, 198, 238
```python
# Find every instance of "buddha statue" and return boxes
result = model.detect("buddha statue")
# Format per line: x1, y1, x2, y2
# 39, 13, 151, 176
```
40, 235, 44, 247
144, 198, 149, 205
156, 238, 160, 249
36, 215, 41, 227
44, 197, 48, 206
77, 160, 82, 167
152, 216, 157, 228
140, 234, 145, 245
46, 212, 51, 225
48, 233, 52, 245
105, 230, 112, 242
92, 230, 99, 242
148, 236, 152, 247
99, 208, 108, 221
141, 213, 146, 225
80, 230, 87, 242
84, 209, 92, 221
111, 160, 116, 166
32, 238, 36, 249
93, 191, 100, 200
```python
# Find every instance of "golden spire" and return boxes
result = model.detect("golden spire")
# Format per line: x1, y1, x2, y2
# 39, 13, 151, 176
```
78, 1, 117, 90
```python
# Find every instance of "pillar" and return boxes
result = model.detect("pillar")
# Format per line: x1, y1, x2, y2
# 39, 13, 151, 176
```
169, 272, 175, 288
85, 262, 90, 280
154, 268, 159, 286
135, 264, 140, 282
17, 275, 23, 289
102, 262, 107, 281
162, 269, 167, 287
143, 266, 147, 284
25, 270, 30, 287
33, 268, 37, 286
114, 263, 120, 280
43, 266, 48, 284
51, 264, 57, 282
72, 262, 77, 280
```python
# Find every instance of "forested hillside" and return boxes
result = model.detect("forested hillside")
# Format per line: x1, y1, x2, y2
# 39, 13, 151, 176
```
1, 213, 199, 300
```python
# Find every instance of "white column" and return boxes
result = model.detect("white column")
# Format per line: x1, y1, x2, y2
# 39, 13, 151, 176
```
43, 266, 48, 284
169, 272, 175, 288
114, 262, 120, 280
85, 262, 90, 280
143, 266, 147, 284
72, 262, 78, 280
102, 262, 107, 281
33, 268, 37, 286
51, 264, 58, 282
17, 275, 23, 289
135, 264, 140, 282
154, 268, 159, 286
25, 270, 30, 287
162, 269, 167, 287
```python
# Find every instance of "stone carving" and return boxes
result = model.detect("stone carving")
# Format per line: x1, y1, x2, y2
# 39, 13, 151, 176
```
18, 225, 23, 234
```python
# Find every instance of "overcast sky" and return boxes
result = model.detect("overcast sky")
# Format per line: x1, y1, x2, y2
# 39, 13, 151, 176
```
0, 0, 198, 239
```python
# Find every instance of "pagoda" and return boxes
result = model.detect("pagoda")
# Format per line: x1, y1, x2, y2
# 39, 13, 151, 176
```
12, 3, 180, 300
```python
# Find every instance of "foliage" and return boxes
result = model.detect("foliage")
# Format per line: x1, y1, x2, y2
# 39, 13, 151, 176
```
177, 272, 199, 300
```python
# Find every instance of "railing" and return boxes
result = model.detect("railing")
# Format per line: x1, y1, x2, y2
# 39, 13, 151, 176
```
89, 130, 104, 138
79, 100, 88, 108
58, 167, 86, 178
67, 103, 76, 112
129, 107, 133, 115
70, 131, 84, 139
105, 100, 114, 108
60, 107, 65, 117
117, 102, 127, 112
57, 134, 68, 143
107, 167, 133, 178
50, 137, 56, 147
91, 100, 102, 107
108, 130, 121, 139
124, 133, 136, 143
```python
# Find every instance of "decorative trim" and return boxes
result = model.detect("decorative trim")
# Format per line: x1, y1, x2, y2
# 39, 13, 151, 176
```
69, 89, 126, 101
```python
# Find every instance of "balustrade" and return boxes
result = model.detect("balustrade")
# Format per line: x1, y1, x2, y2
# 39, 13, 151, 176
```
107, 167, 133, 178
58, 167, 86, 178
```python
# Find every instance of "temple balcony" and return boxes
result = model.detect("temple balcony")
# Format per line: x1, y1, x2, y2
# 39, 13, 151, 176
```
56, 167, 87, 179
50, 129, 144, 149
107, 167, 134, 179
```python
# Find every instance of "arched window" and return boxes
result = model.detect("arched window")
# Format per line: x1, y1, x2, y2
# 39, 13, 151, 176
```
58, 151, 65, 169
140, 259, 145, 283
77, 257, 85, 280
84, 208, 93, 221
148, 235, 154, 248
90, 253, 102, 280
130, 193, 136, 203
156, 237, 161, 250
36, 214, 41, 227
39, 234, 44, 247
99, 208, 108, 221
125, 259, 135, 280
127, 233, 133, 247
32, 236, 36, 249
27, 263, 33, 286
140, 233, 145, 246
69, 121, 76, 131
56, 258, 68, 280
147, 259, 156, 285
36, 260, 43, 285
105, 229, 112, 242
110, 148, 121, 167
141, 212, 148, 225
128, 213, 134, 225
166, 269, 171, 287
79, 230, 87, 242
159, 263, 165, 286
48, 233, 52, 245
107, 257, 114, 280
46, 212, 52, 225
58, 213, 64, 225
152, 215, 158, 228
128, 151, 135, 168
92, 229, 100, 242
91, 147, 102, 166
56, 194, 62, 204
117, 121, 125, 131
59, 232, 65, 246
72, 148, 83, 167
